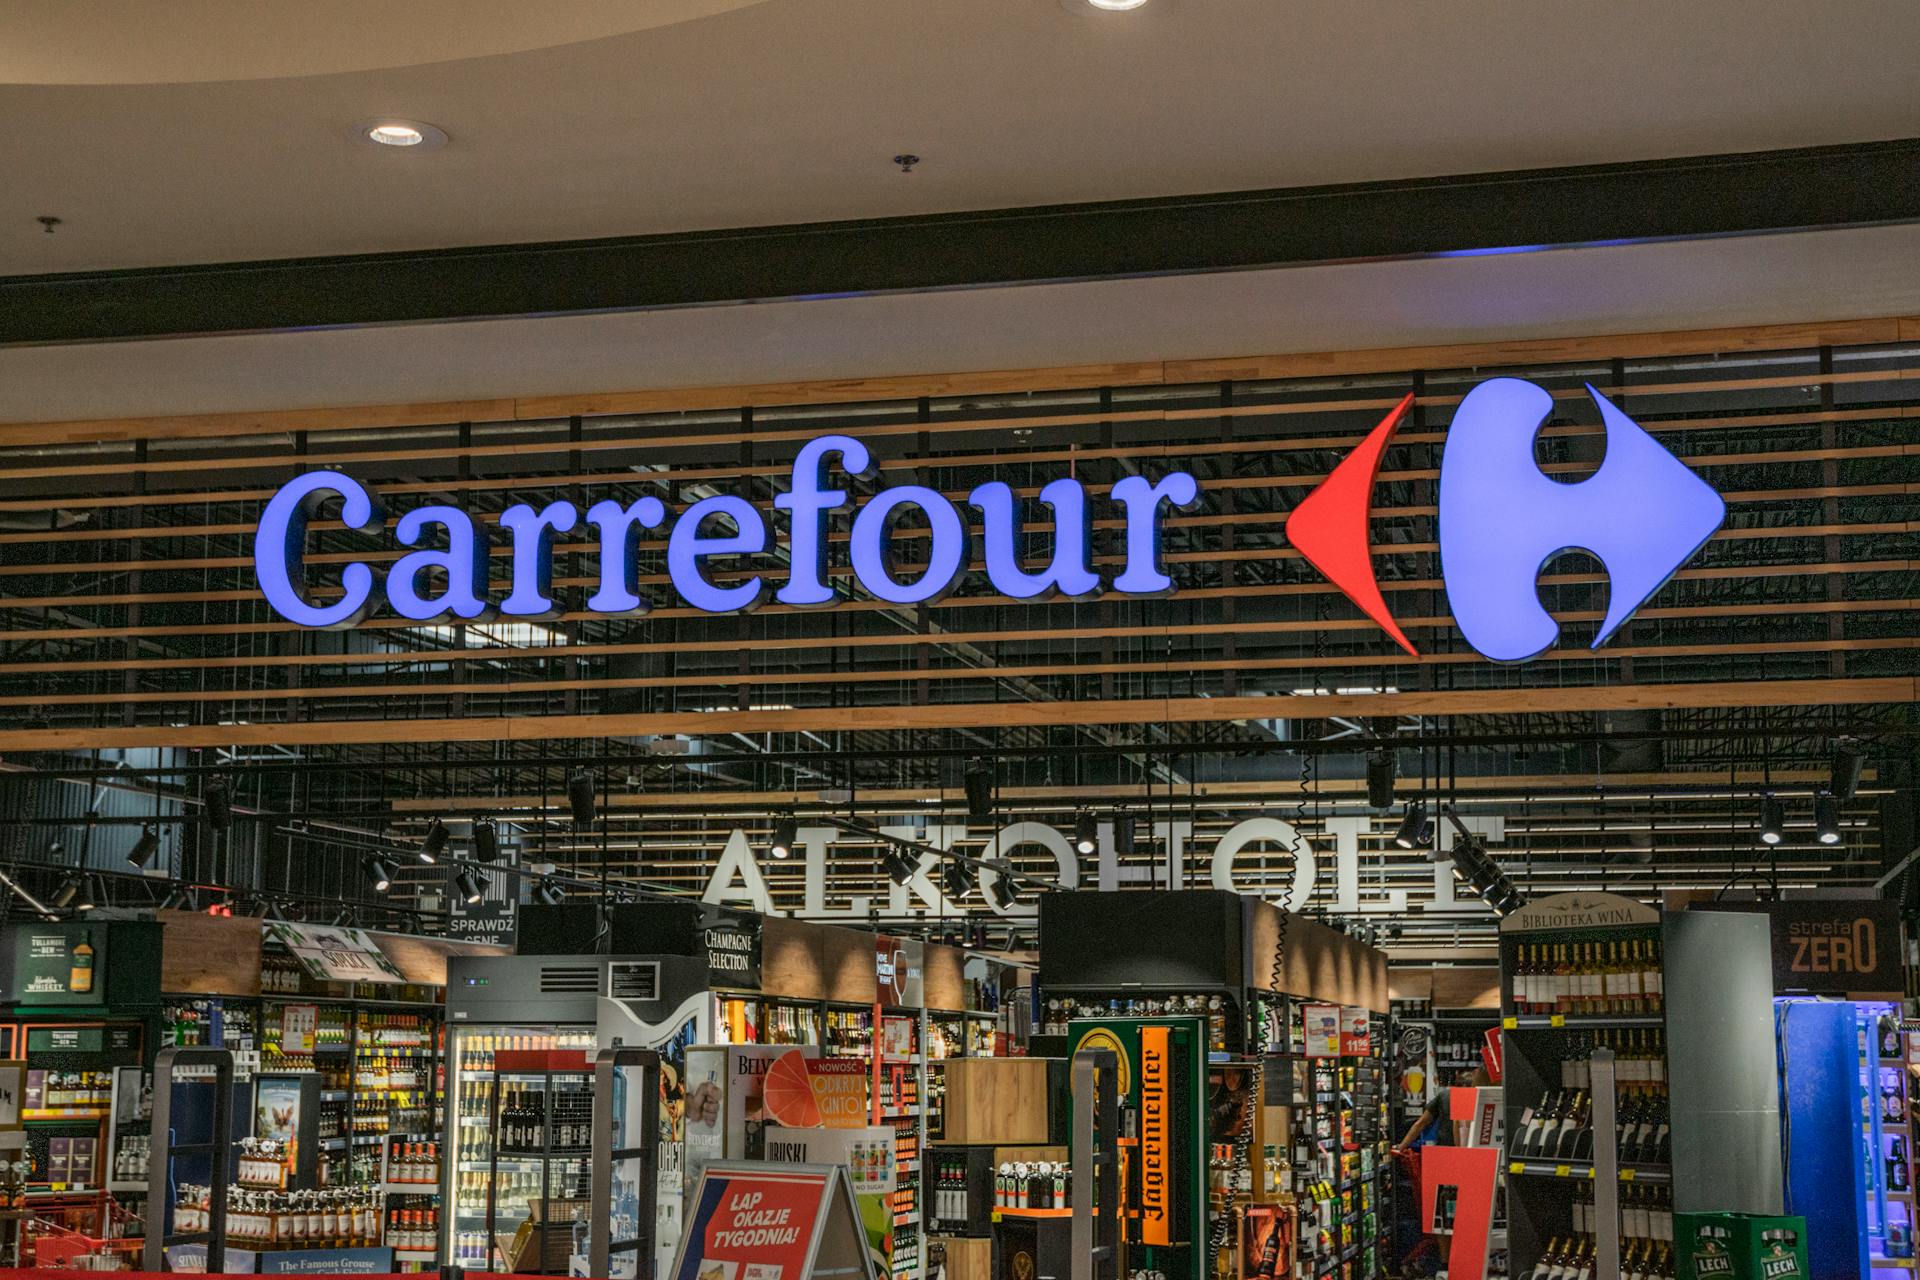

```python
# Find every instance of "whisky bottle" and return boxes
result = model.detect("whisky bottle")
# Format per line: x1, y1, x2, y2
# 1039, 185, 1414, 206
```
70, 931, 95, 995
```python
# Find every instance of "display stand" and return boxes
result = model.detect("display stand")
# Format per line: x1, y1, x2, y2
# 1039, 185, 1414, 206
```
142, 1045, 234, 1274
589, 1047, 662, 1280
668, 1161, 877, 1280
1069, 1046, 1121, 1280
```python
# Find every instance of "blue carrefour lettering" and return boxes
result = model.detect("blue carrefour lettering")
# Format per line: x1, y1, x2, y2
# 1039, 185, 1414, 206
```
252, 470, 383, 628
251, 435, 1201, 627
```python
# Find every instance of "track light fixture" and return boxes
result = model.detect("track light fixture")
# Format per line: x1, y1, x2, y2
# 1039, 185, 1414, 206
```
1814, 790, 1842, 846
76, 874, 100, 913
364, 855, 396, 893
453, 868, 484, 905
1757, 795, 1785, 847
964, 759, 994, 826
203, 777, 232, 832
419, 818, 449, 864
51, 873, 84, 910
127, 826, 160, 869
1830, 739, 1864, 802
1393, 800, 1431, 850
1074, 810, 1097, 856
472, 816, 500, 864
941, 859, 976, 901
1114, 811, 1136, 857
535, 876, 566, 907
986, 869, 1019, 912
1366, 750, 1396, 810
770, 814, 798, 860
568, 770, 597, 826
880, 846, 919, 887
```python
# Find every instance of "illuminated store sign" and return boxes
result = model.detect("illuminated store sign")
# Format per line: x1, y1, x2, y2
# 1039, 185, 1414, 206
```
252, 433, 1198, 628
697, 811, 1503, 921
1290, 377, 1725, 663
252, 378, 1721, 663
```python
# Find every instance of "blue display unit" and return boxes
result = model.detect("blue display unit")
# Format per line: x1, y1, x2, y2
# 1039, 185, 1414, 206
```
1776, 999, 1905, 1279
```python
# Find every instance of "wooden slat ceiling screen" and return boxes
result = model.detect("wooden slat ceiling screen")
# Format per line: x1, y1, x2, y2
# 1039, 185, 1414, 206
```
0, 315, 1917, 753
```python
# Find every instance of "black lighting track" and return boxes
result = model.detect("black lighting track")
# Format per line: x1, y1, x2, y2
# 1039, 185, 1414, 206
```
5, 139, 1919, 345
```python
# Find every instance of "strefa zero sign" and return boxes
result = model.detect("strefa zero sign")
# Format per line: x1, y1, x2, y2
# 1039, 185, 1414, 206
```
252, 378, 1723, 664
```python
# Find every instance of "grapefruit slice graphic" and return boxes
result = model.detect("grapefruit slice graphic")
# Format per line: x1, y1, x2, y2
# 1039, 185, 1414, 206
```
761, 1049, 823, 1127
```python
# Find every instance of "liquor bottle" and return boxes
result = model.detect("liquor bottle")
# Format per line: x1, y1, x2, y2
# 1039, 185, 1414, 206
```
70, 930, 96, 995
1891, 1138, 1910, 1192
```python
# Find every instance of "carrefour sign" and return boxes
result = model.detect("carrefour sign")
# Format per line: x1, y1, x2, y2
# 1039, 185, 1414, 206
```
252, 378, 1722, 664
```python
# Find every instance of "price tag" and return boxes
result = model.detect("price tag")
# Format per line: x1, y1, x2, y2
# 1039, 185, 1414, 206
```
1550, 1015, 1566, 1028
990, 1210, 1002, 1223
1508, 1162, 1524, 1175
1554, 1164, 1570, 1177
1502, 1018, 1518, 1030
1620, 1169, 1636, 1182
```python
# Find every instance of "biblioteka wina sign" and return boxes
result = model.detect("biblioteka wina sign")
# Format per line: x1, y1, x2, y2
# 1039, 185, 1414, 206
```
698, 812, 1510, 920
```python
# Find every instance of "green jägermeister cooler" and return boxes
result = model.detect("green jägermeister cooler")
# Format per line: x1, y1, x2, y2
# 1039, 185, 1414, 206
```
1676, 1213, 1808, 1280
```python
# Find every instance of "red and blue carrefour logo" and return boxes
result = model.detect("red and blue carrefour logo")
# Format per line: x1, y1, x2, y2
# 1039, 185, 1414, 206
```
1286, 377, 1726, 664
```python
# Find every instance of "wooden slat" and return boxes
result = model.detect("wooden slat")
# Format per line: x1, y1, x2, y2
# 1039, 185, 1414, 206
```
5, 635, 1910, 710
0, 676, 1909, 751
2, 401, 1911, 512
13, 594, 1916, 676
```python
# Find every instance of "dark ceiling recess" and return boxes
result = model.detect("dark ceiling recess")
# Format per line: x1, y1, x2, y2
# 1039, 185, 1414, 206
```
3, 139, 1919, 345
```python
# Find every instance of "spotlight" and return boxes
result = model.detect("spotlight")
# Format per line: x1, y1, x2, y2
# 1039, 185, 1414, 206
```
1814, 791, 1842, 846
964, 759, 994, 826
881, 846, 919, 886
770, 814, 798, 860
535, 876, 566, 907
203, 777, 232, 832
1393, 800, 1431, 850
1074, 810, 1097, 856
51, 873, 84, 910
941, 859, 976, 901
568, 770, 597, 826
75, 874, 100, 912
419, 818, 449, 864
472, 816, 500, 864
1757, 795, 1785, 847
1366, 750, 1396, 810
364, 855, 396, 893
1830, 740, 1864, 801
127, 826, 160, 869
1114, 812, 1136, 857
453, 868, 484, 905
986, 869, 1019, 912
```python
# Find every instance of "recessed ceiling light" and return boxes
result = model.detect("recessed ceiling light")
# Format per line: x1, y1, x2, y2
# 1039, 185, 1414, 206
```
352, 118, 448, 151
1086, 0, 1149, 9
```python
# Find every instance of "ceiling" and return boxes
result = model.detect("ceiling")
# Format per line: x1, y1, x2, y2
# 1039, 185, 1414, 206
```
3, 223, 1919, 424
3, 0, 1918, 274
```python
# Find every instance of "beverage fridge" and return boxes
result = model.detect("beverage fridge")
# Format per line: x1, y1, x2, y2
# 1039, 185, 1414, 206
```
441, 953, 709, 1276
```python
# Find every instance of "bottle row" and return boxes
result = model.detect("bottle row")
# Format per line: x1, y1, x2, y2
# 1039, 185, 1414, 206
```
1556, 1031, 1669, 1092
353, 1055, 432, 1091
453, 1031, 595, 1073
1513, 1089, 1671, 1165
174, 1185, 384, 1248
451, 1168, 585, 1214
1525, 1237, 1675, 1280
500, 1089, 594, 1152
1568, 1182, 1673, 1243
1038, 994, 1231, 1053
385, 1140, 441, 1185
236, 1138, 290, 1188
27, 1070, 114, 1110
1511, 940, 1665, 1017
384, 1205, 440, 1252
112, 1134, 151, 1182
995, 1161, 1069, 1209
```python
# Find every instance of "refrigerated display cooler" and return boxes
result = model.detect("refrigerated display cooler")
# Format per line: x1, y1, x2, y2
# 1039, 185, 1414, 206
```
441, 953, 708, 1276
